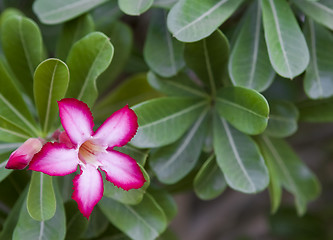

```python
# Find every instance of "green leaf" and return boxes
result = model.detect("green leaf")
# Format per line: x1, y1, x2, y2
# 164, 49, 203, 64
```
0, 186, 27, 240
265, 101, 299, 138
298, 98, 333, 122
303, 20, 333, 99
94, 73, 162, 121
256, 136, 321, 215
131, 97, 208, 148
82, 206, 108, 239
92, 1, 122, 28
194, 154, 227, 200
64, 201, 88, 240
1, 15, 43, 99
97, 21, 133, 91
184, 30, 229, 94
56, 14, 95, 60
33, 0, 108, 24
216, 86, 269, 135
114, 144, 149, 166
167, 0, 244, 42
147, 71, 209, 98
149, 108, 208, 184
99, 194, 167, 240
33, 58, 69, 134
229, 1, 275, 92
27, 172, 56, 221
153, 0, 178, 9
13, 181, 66, 240
66, 32, 114, 107
144, 9, 185, 77
261, 0, 309, 78
103, 165, 150, 205
292, 0, 333, 30
0, 157, 12, 183
0, 60, 39, 138
213, 115, 269, 193
118, 0, 153, 16
149, 187, 177, 222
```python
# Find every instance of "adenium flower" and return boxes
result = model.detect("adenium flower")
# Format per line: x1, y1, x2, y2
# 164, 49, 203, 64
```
5, 138, 44, 170
29, 98, 145, 218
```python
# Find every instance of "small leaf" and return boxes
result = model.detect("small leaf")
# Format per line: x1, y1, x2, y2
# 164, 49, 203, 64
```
303, 20, 333, 99
144, 9, 185, 77
261, 0, 309, 78
103, 165, 150, 205
194, 154, 227, 200
118, 0, 153, 16
216, 86, 269, 135
213, 115, 269, 193
13, 181, 66, 240
33, 0, 109, 24
34, 58, 69, 133
298, 98, 333, 122
1, 15, 43, 99
148, 71, 208, 98
184, 30, 229, 93
66, 32, 114, 107
56, 14, 95, 60
149, 108, 208, 184
94, 73, 161, 121
131, 97, 208, 148
27, 172, 56, 221
229, 1, 275, 92
167, 0, 244, 42
256, 136, 321, 215
292, 0, 333, 30
99, 194, 167, 240
265, 100, 299, 138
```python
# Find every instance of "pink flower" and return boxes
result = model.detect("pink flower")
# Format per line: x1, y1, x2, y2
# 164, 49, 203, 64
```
6, 138, 44, 170
29, 98, 145, 218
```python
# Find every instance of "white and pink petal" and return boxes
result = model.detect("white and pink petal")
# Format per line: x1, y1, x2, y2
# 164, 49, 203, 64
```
98, 150, 145, 191
93, 105, 138, 148
29, 142, 79, 176
58, 98, 94, 146
72, 164, 104, 219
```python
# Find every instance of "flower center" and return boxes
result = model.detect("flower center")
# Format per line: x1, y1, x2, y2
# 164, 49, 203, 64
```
78, 139, 106, 167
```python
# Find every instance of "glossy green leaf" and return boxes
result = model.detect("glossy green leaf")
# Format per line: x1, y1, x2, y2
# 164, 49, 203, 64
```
103, 165, 150, 205
56, 14, 94, 60
147, 71, 208, 98
114, 144, 149, 166
94, 73, 161, 121
303, 20, 333, 99
216, 86, 269, 135
131, 97, 208, 148
144, 9, 185, 77
194, 154, 227, 200
0, 187, 27, 240
261, 0, 309, 78
13, 182, 66, 240
34, 58, 69, 133
184, 30, 229, 94
265, 101, 299, 138
66, 32, 113, 107
149, 108, 208, 184
64, 201, 88, 240
99, 194, 167, 240
0, 60, 39, 138
293, 0, 333, 30
92, 1, 122, 27
33, 0, 108, 24
0, 8, 24, 25
0, 159, 12, 183
1, 15, 43, 99
27, 172, 56, 221
298, 98, 333, 122
118, 0, 153, 16
153, 0, 178, 9
229, 1, 274, 92
82, 206, 108, 239
213, 115, 269, 193
257, 136, 321, 215
167, 0, 244, 42
149, 187, 177, 222
97, 21, 133, 91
